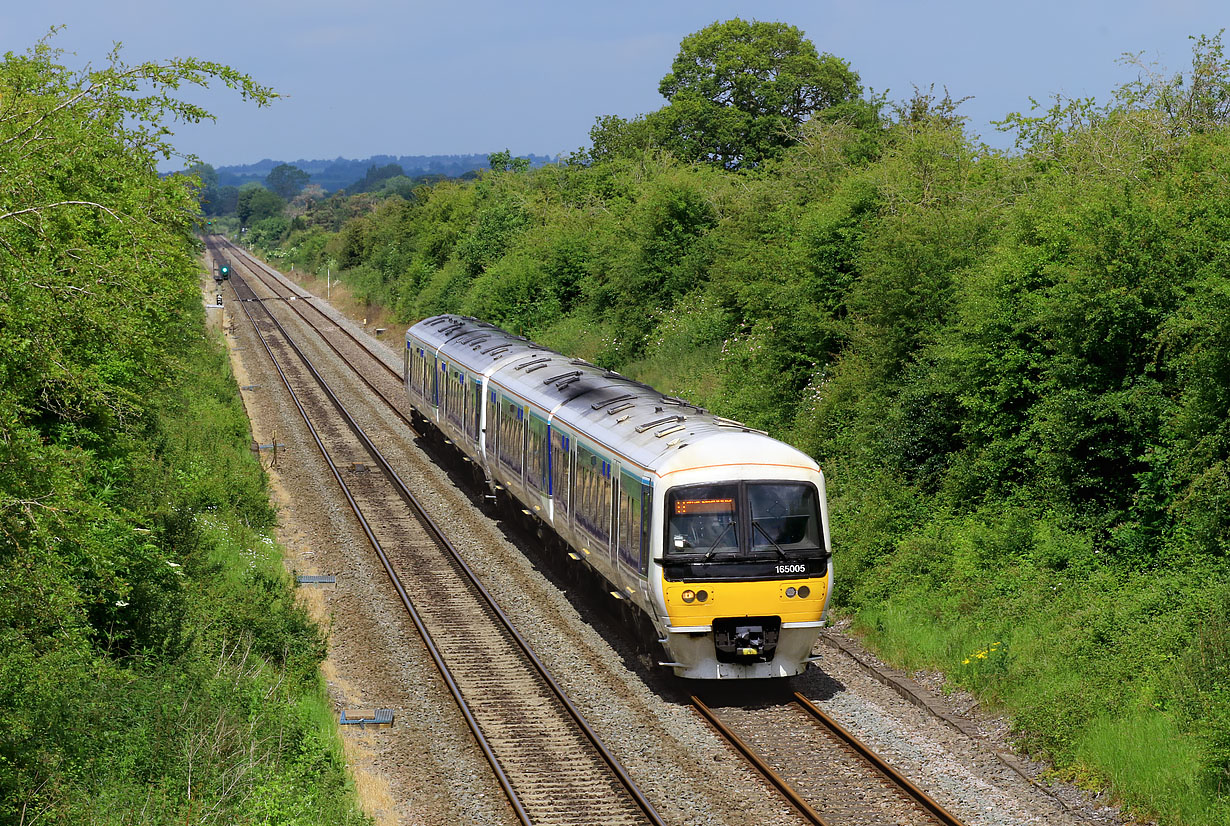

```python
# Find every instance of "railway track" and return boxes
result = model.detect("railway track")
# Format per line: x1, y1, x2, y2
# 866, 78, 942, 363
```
209, 238, 414, 428
208, 238, 977, 826
692, 690, 968, 826
218, 251, 664, 826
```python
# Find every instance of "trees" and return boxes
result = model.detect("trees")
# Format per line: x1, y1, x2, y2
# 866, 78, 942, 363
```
348, 162, 405, 193
0, 37, 273, 432
236, 184, 286, 224
265, 162, 309, 198
0, 35, 370, 824
488, 149, 532, 173
657, 18, 864, 168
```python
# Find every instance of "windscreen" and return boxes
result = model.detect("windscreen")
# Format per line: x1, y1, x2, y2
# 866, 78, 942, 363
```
667, 484, 739, 555
747, 483, 822, 552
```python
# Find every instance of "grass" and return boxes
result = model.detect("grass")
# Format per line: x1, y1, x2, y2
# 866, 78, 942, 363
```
838, 504, 1230, 824
0, 317, 371, 824
1076, 712, 1227, 824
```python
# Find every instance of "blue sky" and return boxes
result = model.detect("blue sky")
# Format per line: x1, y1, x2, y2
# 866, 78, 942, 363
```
8, 1, 1226, 168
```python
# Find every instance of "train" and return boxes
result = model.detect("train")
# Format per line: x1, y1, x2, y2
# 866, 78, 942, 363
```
403, 315, 833, 679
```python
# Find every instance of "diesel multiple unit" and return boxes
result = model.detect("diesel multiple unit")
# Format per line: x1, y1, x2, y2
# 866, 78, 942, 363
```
404, 315, 833, 679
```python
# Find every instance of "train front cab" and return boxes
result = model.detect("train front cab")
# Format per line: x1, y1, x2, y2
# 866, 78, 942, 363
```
654, 470, 832, 679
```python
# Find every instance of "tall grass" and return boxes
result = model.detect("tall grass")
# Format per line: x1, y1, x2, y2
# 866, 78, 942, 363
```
1076, 712, 1226, 825
840, 505, 1230, 824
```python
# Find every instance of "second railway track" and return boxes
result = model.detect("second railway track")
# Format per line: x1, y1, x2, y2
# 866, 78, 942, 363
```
692, 690, 968, 826
221, 252, 663, 826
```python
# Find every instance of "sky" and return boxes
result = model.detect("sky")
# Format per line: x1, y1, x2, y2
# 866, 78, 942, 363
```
7, 1, 1226, 170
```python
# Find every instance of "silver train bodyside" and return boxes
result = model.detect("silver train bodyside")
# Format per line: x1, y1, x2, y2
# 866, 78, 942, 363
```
404, 315, 833, 679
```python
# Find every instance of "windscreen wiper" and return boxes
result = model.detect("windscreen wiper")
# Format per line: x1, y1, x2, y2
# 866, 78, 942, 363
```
704, 521, 736, 560
752, 520, 788, 560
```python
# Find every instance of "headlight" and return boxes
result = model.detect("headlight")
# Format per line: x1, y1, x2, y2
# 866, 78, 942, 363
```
682, 590, 695, 603
786, 586, 797, 598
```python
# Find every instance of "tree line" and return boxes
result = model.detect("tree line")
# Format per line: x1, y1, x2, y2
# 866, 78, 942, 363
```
0, 35, 368, 824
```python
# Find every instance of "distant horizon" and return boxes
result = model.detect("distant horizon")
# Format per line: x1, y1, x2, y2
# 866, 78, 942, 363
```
199, 151, 556, 193
204, 150, 556, 173
14, 2, 1224, 171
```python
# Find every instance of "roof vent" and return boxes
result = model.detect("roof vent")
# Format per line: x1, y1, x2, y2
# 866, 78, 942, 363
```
713, 418, 769, 436
635, 415, 684, 434
661, 394, 707, 414
593, 394, 635, 410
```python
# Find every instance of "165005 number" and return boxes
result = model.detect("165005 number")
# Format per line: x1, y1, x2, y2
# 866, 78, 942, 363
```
775, 563, 807, 575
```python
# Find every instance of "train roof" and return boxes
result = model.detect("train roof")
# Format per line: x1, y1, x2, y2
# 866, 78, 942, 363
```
410, 315, 550, 370
408, 315, 820, 477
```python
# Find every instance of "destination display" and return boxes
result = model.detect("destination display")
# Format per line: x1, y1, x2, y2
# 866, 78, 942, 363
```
673, 497, 735, 515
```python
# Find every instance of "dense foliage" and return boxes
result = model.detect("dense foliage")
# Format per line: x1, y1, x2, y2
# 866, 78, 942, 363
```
657, 18, 863, 168
0, 37, 367, 824
246, 26, 1230, 824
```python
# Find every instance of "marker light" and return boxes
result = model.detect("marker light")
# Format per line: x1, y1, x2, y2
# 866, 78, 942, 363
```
786, 587, 797, 598
798, 585, 811, 598
682, 590, 696, 603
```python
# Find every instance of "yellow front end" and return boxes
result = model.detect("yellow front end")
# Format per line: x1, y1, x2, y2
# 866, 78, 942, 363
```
662, 577, 827, 625
659, 569, 831, 679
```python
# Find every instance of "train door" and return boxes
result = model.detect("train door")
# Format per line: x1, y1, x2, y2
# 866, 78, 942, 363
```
617, 469, 653, 602
485, 387, 498, 467
438, 361, 448, 424
526, 412, 548, 498
468, 379, 482, 446
551, 426, 571, 529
